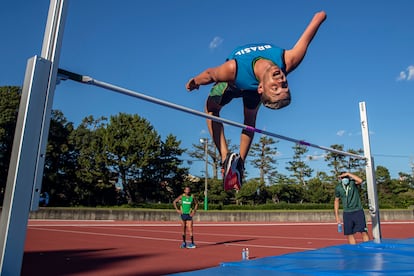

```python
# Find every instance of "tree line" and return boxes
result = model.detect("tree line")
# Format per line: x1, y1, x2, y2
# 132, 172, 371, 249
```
1, 86, 413, 208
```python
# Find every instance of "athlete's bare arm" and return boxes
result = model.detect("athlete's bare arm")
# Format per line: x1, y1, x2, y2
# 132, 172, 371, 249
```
173, 195, 182, 214
186, 60, 237, 91
284, 11, 327, 73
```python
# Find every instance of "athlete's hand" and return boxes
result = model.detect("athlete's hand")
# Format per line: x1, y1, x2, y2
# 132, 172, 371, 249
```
175, 209, 182, 214
186, 78, 200, 92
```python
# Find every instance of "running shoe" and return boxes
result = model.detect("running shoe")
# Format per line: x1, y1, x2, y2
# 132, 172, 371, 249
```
223, 153, 238, 190
228, 154, 244, 190
180, 242, 187, 249
221, 152, 233, 179
187, 243, 197, 249
234, 155, 245, 190
224, 153, 245, 190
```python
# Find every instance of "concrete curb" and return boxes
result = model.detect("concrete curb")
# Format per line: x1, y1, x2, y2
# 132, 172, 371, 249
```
27, 208, 414, 222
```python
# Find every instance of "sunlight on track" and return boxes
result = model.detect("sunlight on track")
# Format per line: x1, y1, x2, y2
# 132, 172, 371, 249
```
28, 226, 315, 250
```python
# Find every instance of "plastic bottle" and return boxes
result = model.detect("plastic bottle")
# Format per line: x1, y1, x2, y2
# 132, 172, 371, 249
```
242, 248, 246, 260
337, 223, 342, 233
245, 248, 249, 260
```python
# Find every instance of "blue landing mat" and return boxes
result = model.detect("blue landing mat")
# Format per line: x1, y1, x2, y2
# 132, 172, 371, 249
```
171, 238, 414, 275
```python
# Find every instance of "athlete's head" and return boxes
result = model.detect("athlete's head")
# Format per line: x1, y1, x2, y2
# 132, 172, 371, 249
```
258, 64, 291, 110
184, 186, 191, 195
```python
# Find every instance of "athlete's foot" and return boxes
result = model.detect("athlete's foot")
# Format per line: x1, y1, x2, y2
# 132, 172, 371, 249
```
221, 152, 233, 178
234, 156, 245, 190
222, 153, 237, 190
223, 153, 244, 191
180, 242, 187, 249
187, 243, 197, 249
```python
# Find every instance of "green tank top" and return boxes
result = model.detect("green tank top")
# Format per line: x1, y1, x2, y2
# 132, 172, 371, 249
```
181, 195, 193, 214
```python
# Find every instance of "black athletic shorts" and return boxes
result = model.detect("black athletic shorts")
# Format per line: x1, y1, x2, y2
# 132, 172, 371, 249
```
208, 82, 261, 110
181, 214, 193, 221
343, 209, 368, 235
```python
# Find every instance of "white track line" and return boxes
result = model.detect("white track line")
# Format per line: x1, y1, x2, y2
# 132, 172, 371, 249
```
88, 226, 344, 242
28, 227, 315, 250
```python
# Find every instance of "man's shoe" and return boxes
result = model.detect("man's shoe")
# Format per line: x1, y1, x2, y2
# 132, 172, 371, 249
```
180, 242, 187, 249
234, 155, 245, 190
221, 152, 234, 178
222, 153, 237, 190
224, 153, 242, 191
187, 243, 197, 249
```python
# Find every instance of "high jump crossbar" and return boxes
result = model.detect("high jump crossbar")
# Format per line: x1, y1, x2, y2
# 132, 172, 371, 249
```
57, 68, 365, 160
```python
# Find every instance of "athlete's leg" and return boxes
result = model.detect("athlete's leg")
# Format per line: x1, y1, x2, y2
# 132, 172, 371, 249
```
187, 220, 194, 244
205, 101, 228, 162
187, 220, 193, 236
206, 82, 241, 163
240, 105, 260, 161
240, 91, 261, 161
181, 217, 187, 243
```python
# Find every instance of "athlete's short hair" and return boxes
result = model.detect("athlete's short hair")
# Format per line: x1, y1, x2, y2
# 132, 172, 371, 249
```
261, 89, 291, 110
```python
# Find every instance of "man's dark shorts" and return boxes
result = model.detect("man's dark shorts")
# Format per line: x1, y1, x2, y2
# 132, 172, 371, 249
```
343, 209, 368, 235
181, 214, 192, 221
208, 82, 261, 110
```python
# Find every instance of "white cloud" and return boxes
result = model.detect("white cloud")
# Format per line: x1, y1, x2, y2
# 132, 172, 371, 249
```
336, 130, 346, 136
408, 65, 414, 80
396, 65, 414, 81
209, 36, 223, 50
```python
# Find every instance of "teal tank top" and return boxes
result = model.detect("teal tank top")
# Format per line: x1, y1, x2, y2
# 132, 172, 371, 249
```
226, 43, 286, 91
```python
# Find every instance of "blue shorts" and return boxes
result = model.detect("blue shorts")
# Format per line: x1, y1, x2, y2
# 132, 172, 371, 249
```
343, 209, 368, 235
181, 214, 193, 221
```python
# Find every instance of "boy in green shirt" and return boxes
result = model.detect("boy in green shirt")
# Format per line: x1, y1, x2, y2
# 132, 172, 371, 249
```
334, 172, 370, 244
173, 187, 198, 248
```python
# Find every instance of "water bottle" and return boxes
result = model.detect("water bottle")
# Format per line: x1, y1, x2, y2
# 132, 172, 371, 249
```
242, 248, 246, 260
245, 248, 249, 260
337, 223, 342, 233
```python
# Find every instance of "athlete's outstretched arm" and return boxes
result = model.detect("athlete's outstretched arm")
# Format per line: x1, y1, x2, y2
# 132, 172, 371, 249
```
186, 60, 236, 91
284, 11, 327, 73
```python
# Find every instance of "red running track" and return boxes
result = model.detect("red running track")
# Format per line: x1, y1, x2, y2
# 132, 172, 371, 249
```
23, 220, 414, 276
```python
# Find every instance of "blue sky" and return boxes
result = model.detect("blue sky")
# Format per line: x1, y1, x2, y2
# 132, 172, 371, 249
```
1, 0, 414, 180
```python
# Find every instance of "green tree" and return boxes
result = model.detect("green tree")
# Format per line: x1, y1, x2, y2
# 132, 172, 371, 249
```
346, 148, 365, 174
236, 179, 265, 205
42, 110, 78, 206
70, 116, 118, 206
306, 172, 335, 203
249, 136, 278, 184
325, 144, 347, 177
374, 165, 395, 207
104, 113, 161, 204
286, 143, 313, 187
0, 86, 21, 202
267, 182, 305, 204
150, 134, 188, 203
206, 178, 234, 205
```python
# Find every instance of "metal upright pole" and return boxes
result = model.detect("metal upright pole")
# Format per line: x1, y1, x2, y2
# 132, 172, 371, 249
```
0, 1, 68, 274
204, 139, 208, 211
31, 0, 68, 210
359, 101, 381, 243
